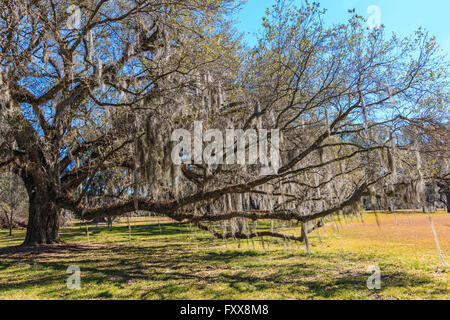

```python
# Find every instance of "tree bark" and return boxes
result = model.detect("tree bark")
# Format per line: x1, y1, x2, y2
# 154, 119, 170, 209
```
22, 176, 61, 246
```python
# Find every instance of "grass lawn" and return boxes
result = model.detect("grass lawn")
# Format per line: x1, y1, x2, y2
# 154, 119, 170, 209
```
0, 212, 448, 300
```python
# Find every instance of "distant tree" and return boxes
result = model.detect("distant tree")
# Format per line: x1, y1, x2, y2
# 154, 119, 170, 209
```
0, 172, 28, 236
436, 182, 450, 213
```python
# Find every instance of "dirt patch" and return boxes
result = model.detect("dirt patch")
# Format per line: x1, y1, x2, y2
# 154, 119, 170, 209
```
0, 243, 112, 259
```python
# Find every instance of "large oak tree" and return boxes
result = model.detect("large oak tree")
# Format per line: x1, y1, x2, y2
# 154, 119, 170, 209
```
0, 0, 448, 246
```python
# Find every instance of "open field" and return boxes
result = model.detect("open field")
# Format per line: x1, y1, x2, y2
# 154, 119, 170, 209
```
0, 213, 448, 300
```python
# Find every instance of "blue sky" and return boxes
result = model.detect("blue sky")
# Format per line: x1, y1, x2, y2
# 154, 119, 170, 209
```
235, 0, 450, 56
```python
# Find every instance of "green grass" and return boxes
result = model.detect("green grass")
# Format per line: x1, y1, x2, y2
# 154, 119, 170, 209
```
0, 213, 448, 300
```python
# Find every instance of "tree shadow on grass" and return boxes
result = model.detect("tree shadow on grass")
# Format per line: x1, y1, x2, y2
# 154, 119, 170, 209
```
59, 222, 191, 242
0, 243, 446, 299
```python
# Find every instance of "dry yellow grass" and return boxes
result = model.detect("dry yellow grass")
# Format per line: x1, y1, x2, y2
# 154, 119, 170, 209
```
314, 212, 449, 267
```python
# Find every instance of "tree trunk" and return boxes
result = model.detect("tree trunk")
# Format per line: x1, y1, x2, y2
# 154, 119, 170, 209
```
107, 216, 112, 231
8, 212, 12, 236
301, 222, 311, 255
22, 176, 61, 246
446, 191, 450, 214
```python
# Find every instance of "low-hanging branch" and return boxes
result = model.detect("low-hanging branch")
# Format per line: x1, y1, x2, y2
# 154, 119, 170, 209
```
56, 176, 381, 225
195, 218, 325, 242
